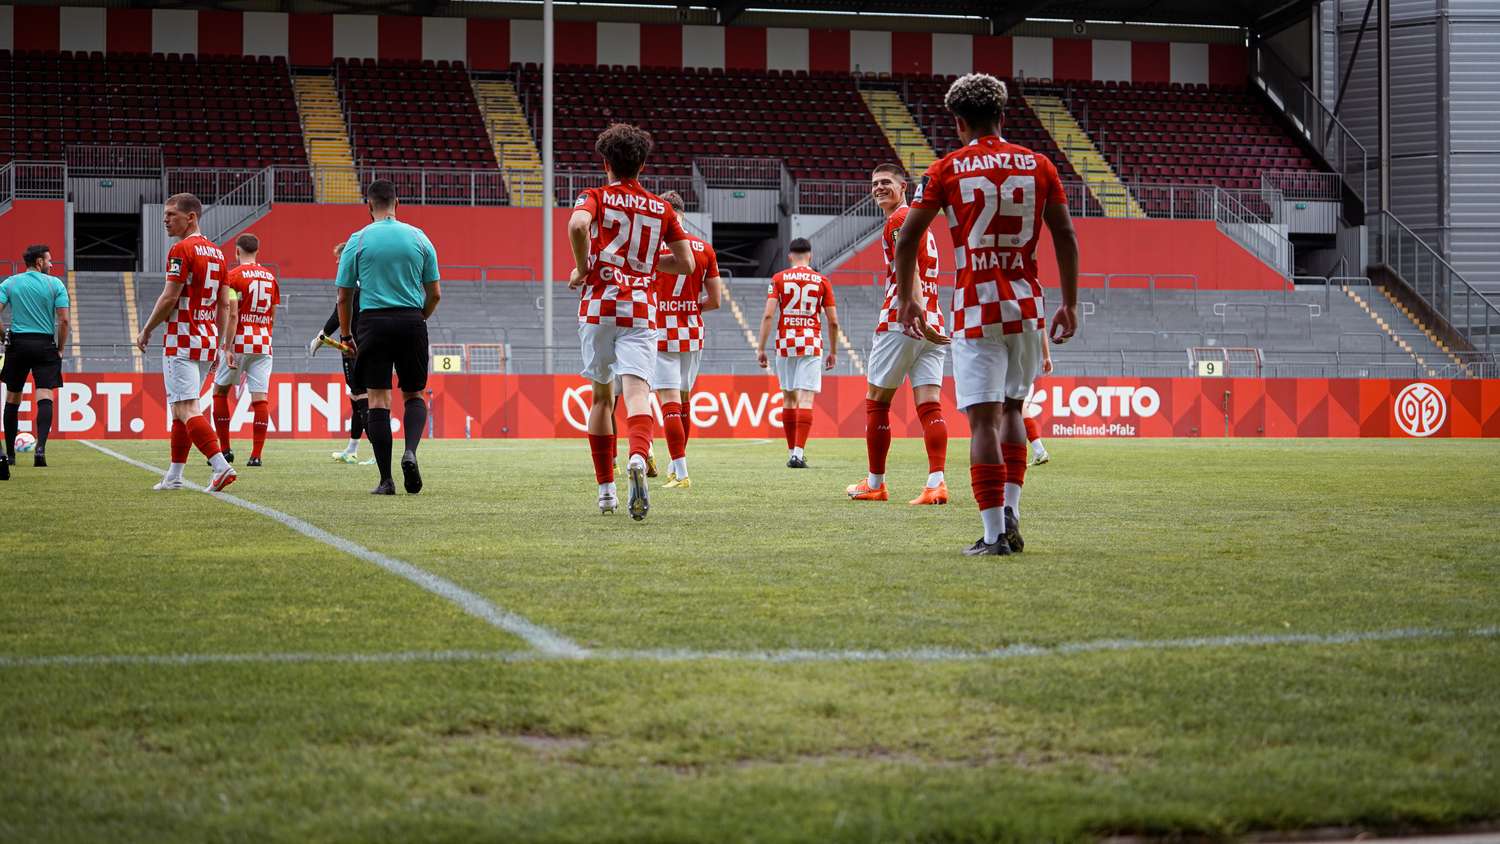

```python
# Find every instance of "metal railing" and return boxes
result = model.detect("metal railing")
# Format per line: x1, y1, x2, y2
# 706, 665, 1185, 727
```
1211, 186, 1293, 278
1262, 170, 1342, 201
6, 162, 68, 200
200, 168, 274, 244
796, 180, 875, 215
692, 157, 784, 187
806, 193, 885, 271
67, 145, 162, 178
1372, 210, 1500, 354
549, 171, 696, 208
1253, 44, 1369, 208
165, 168, 265, 204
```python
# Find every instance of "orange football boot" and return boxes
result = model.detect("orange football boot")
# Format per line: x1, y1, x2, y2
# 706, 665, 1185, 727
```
846, 479, 889, 501
908, 482, 949, 505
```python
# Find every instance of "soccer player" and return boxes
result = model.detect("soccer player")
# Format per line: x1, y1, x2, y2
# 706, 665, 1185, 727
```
312, 241, 371, 464
652, 189, 722, 489
757, 238, 839, 469
846, 164, 950, 505
210, 234, 279, 467
0, 244, 69, 478
336, 179, 441, 496
135, 193, 238, 492
568, 123, 694, 520
894, 73, 1080, 556
1025, 335, 1052, 466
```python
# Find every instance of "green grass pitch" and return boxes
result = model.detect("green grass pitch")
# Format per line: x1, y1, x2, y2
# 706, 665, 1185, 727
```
2, 436, 1498, 842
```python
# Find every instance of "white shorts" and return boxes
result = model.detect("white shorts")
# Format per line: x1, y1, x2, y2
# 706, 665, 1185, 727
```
579, 322, 655, 386
952, 327, 1042, 410
162, 354, 210, 404
654, 349, 702, 392
867, 331, 947, 390
773, 354, 823, 394
214, 352, 273, 394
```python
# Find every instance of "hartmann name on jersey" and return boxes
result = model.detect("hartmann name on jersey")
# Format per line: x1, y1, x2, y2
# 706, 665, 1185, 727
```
952, 153, 1038, 174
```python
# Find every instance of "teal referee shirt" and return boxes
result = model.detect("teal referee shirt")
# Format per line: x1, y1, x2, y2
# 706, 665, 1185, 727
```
334, 218, 440, 311
0, 270, 69, 336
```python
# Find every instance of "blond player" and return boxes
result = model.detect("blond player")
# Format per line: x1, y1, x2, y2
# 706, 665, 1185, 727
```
893, 73, 1080, 556
846, 163, 951, 505
757, 238, 839, 469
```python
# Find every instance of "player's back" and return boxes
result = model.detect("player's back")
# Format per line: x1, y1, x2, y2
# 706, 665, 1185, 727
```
654, 234, 718, 353
164, 234, 227, 358
915, 135, 1064, 337
768, 267, 834, 357
229, 263, 280, 355
577, 179, 685, 328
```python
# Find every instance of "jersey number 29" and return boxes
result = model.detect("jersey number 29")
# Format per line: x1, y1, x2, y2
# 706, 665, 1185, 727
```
958, 175, 1036, 250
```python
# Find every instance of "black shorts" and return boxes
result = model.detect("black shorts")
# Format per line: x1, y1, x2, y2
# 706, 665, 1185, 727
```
354, 308, 428, 393
341, 351, 363, 393
2, 333, 63, 392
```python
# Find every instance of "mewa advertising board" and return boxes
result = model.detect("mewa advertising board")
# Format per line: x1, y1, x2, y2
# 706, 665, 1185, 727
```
4, 374, 1496, 439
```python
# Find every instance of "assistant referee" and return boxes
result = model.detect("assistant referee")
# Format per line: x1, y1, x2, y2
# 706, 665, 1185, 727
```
336, 179, 441, 495
1, 244, 70, 478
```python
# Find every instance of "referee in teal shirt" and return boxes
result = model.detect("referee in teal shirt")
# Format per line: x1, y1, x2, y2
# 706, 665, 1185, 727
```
336, 179, 442, 496
1, 244, 71, 478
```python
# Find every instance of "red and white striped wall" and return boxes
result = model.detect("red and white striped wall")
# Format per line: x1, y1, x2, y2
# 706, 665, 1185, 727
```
0, 5, 1247, 85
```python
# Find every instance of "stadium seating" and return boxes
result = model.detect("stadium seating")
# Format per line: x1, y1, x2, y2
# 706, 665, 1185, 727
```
1, 50, 306, 168
334, 58, 496, 169
516, 65, 900, 180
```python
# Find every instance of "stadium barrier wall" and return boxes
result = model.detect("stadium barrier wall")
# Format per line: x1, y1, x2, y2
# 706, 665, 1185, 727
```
241, 206, 1290, 290
14, 375, 1498, 439
836, 218, 1291, 290
0, 200, 69, 266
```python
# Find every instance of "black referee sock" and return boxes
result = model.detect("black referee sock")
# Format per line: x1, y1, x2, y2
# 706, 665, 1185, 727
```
403, 397, 426, 454
350, 397, 368, 441
3, 403, 17, 459
366, 407, 393, 481
35, 399, 53, 453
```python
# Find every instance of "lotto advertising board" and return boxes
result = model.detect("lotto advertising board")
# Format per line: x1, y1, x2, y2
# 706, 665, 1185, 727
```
8, 374, 1498, 439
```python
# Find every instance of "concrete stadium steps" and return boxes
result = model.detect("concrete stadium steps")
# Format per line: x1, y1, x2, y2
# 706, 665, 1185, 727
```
292, 73, 360, 203
860, 90, 937, 176
1028, 94, 1144, 219
472, 78, 543, 207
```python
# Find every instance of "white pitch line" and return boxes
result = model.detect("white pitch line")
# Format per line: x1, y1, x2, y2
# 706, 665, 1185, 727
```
3, 625, 1494, 670
79, 440, 588, 659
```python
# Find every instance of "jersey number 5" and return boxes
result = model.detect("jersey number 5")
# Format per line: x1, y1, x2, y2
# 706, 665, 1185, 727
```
958, 175, 1036, 250
199, 262, 221, 307
600, 208, 664, 276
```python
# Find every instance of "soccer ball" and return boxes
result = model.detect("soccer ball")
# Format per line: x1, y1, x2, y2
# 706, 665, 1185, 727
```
14, 432, 36, 453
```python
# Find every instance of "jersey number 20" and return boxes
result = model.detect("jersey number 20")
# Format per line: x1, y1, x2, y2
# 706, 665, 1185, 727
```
600, 208, 664, 275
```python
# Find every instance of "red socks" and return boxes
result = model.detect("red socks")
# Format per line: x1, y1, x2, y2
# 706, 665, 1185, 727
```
681, 407, 692, 445
251, 400, 269, 459
184, 415, 221, 460
865, 399, 891, 475
588, 434, 614, 483
1002, 442, 1028, 491
794, 408, 813, 448
627, 413, 653, 461
661, 401, 687, 460
916, 401, 947, 474
212, 393, 232, 453
970, 463, 1007, 512
1023, 415, 1040, 443
782, 408, 797, 449
170, 419, 191, 464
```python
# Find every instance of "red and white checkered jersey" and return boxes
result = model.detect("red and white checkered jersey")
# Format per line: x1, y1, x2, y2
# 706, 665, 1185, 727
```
163, 234, 227, 360
227, 263, 280, 356
912, 135, 1065, 338
653, 235, 719, 353
574, 179, 688, 329
767, 268, 836, 357
876, 204, 946, 338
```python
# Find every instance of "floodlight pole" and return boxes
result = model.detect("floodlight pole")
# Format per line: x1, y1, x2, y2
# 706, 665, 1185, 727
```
542, 0, 555, 373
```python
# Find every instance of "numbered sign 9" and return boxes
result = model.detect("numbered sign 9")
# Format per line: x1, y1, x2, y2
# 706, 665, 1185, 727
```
1197, 360, 1225, 377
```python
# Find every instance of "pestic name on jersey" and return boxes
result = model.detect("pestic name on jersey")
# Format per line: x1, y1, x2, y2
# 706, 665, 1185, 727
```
601, 192, 666, 215
952, 152, 1038, 175
782, 315, 818, 328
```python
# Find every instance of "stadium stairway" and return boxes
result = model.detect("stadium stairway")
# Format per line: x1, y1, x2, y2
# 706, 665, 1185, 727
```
1374, 285, 1467, 373
292, 73, 361, 203
473, 78, 544, 206
860, 90, 937, 176
1028, 94, 1143, 219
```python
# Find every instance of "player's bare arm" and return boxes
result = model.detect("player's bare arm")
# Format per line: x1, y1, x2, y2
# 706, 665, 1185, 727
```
756, 298, 777, 368
823, 305, 840, 371
1042, 332, 1054, 375
567, 209, 593, 289
657, 238, 695, 277
702, 275, 723, 312
218, 286, 239, 368
893, 206, 950, 345
1043, 201, 1080, 343
336, 286, 358, 357
55, 306, 70, 353
136, 280, 186, 351
421, 280, 441, 321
